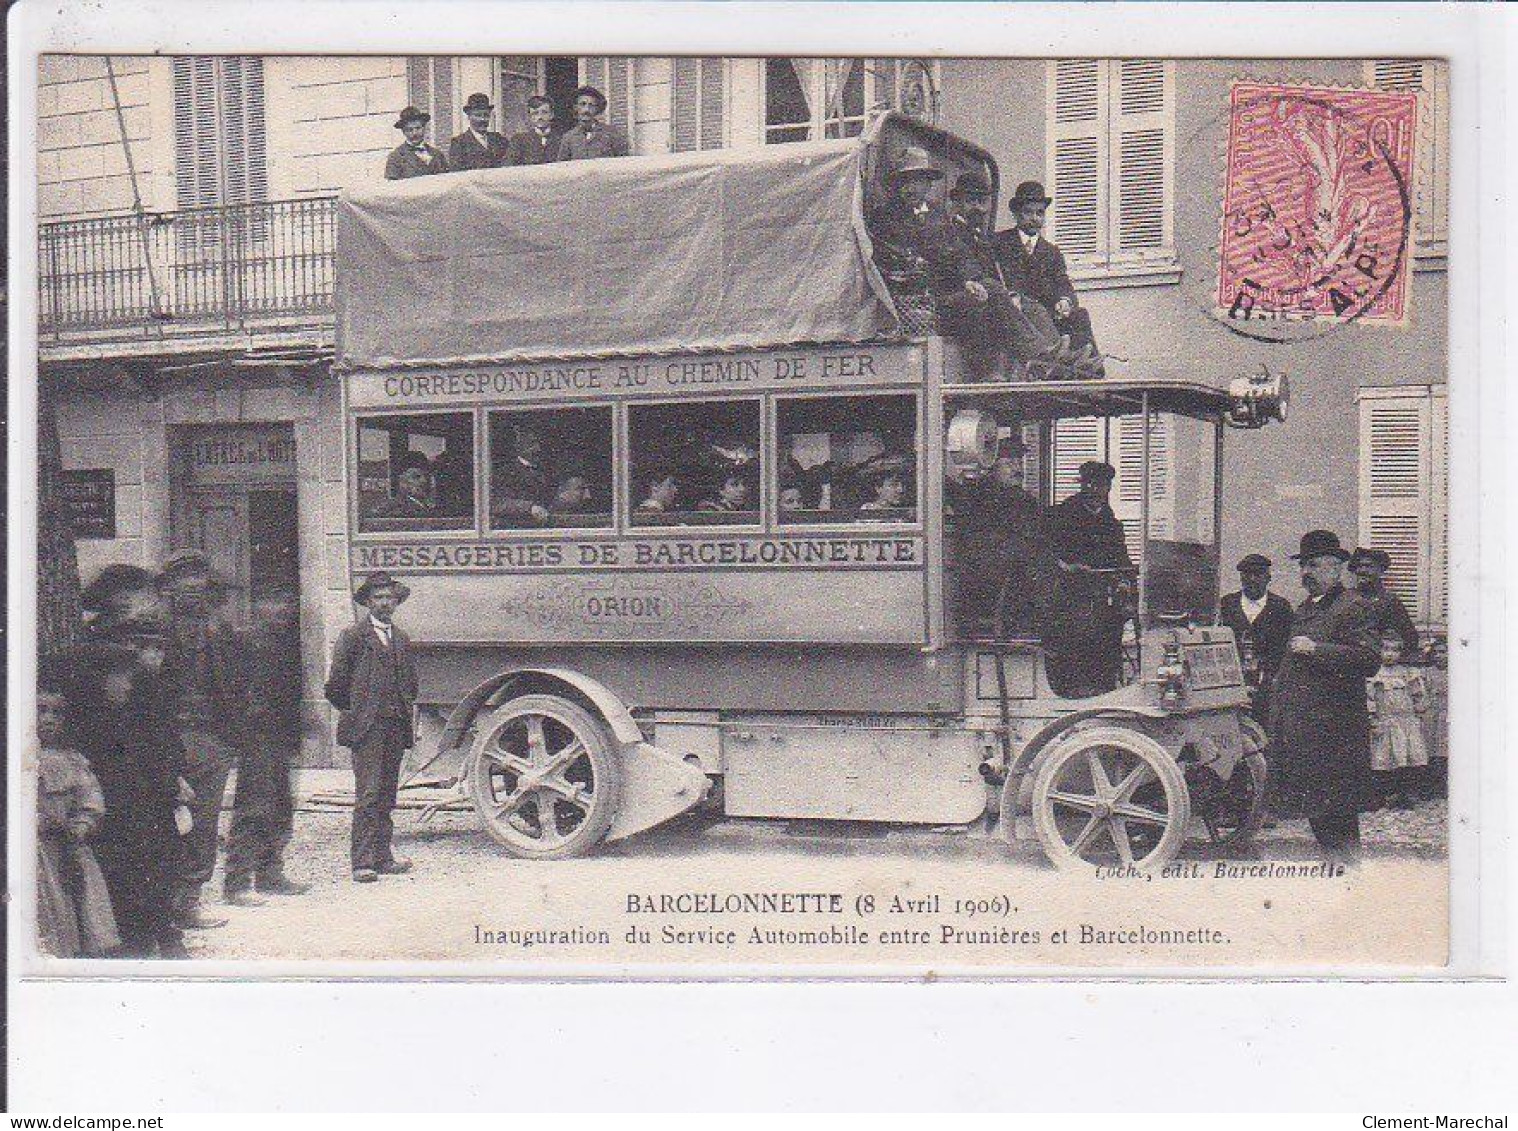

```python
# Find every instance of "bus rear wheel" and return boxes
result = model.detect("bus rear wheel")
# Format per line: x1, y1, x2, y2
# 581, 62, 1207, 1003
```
468, 694, 623, 860
1030, 726, 1190, 871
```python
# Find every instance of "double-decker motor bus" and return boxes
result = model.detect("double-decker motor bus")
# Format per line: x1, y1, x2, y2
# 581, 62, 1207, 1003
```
333, 113, 1286, 870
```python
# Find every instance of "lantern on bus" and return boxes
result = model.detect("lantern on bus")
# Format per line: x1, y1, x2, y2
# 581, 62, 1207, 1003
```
1227, 368, 1290, 428
945, 409, 1000, 479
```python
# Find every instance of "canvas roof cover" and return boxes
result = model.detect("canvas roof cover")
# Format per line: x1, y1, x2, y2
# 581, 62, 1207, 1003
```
333, 139, 897, 370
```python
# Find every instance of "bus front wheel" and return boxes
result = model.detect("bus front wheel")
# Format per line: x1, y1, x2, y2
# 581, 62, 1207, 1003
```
468, 694, 624, 860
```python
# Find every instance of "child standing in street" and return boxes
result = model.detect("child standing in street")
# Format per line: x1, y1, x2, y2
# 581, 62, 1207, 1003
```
1368, 633, 1432, 809
35, 661, 120, 958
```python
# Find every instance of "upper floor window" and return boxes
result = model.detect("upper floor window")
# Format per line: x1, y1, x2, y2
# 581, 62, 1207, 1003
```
1045, 59, 1176, 279
1366, 59, 1449, 261
764, 59, 897, 144
671, 57, 726, 152
173, 56, 267, 210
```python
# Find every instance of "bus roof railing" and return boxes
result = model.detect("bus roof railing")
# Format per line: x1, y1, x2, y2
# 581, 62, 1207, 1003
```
942, 375, 1239, 422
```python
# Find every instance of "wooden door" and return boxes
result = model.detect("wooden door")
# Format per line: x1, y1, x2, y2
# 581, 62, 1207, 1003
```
182, 487, 250, 622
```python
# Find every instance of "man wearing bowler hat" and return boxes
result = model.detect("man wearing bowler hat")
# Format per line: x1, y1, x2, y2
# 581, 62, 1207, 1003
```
384, 105, 450, 180
994, 181, 1104, 375
1218, 553, 1295, 724
1348, 547, 1421, 659
1268, 530, 1382, 857
324, 572, 419, 883
448, 92, 510, 171
557, 85, 629, 161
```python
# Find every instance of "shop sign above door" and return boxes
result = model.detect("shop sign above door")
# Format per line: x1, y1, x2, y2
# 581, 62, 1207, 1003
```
183, 425, 297, 486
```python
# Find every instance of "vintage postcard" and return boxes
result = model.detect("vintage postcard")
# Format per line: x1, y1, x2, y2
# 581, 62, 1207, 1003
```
18, 42, 1466, 977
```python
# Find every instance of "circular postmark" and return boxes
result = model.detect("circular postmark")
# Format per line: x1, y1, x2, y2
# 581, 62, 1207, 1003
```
1189, 81, 1417, 345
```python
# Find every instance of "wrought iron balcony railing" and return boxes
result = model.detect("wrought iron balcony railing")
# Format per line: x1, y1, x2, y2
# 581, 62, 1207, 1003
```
38, 196, 337, 347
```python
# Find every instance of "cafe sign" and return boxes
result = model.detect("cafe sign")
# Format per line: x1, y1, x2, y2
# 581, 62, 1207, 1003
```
184, 426, 296, 485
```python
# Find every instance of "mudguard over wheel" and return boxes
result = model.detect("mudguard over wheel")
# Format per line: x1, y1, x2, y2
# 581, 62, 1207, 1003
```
1030, 725, 1190, 871
1190, 718, 1269, 850
469, 694, 623, 860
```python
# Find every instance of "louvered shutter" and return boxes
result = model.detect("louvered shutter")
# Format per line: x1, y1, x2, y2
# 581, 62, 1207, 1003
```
1111, 59, 1172, 261
1358, 389, 1431, 621
408, 57, 456, 144
173, 57, 220, 209
219, 57, 268, 207
1111, 414, 1174, 563
582, 57, 633, 132
1046, 59, 1107, 264
1369, 59, 1448, 256
1051, 416, 1104, 502
671, 57, 725, 152
1429, 388, 1448, 627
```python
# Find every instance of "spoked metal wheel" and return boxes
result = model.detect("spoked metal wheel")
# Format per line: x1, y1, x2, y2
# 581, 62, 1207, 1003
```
1190, 719, 1269, 850
468, 694, 623, 860
1030, 726, 1190, 871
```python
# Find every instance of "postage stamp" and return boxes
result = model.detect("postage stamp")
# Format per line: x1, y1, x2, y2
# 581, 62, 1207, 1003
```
1216, 82, 1419, 332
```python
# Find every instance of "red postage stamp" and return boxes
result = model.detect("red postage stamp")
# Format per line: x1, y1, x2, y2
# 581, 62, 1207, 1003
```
1217, 82, 1419, 329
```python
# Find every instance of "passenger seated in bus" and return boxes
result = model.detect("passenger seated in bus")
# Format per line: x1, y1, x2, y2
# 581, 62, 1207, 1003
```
369, 452, 437, 519
550, 473, 593, 517
858, 469, 910, 517
491, 426, 553, 526
778, 484, 806, 514
634, 474, 680, 516
695, 473, 751, 515
867, 148, 1067, 380
948, 437, 1045, 636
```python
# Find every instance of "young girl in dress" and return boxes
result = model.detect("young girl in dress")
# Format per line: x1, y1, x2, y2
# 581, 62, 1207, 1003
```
35, 662, 120, 958
1368, 632, 1431, 809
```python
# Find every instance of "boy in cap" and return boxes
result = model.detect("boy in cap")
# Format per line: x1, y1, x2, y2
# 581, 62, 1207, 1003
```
1268, 530, 1382, 857
994, 181, 1103, 375
557, 85, 630, 161
385, 106, 450, 179
448, 93, 510, 171
505, 95, 565, 166
324, 572, 419, 883
1348, 547, 1420, 659
1218, 553, 1295, 723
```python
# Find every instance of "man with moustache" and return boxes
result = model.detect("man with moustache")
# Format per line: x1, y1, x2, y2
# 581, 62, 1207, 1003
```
448, 93, 510, 172
505, 95, 565, 166
557, 86, 629, 161
1268, 530, 1382, 858
1218, 553, 1295, 724
384, 106, 450, 180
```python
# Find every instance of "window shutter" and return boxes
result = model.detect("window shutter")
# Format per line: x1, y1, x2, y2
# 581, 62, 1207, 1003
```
1358, 389, 1432, 622
1046, 59, 1108, 263
218, 57, 268, 207
1369, 59, 1448, 256
1111, 59, 1172, 260
671, 57, 725, 152
1051, 417, 1104, 502
173, 57, 221, 209
408, 57, 456, 143
1429, 388, 1448, 627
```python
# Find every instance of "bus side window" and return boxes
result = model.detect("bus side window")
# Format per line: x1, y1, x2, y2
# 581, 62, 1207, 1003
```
628, 400, 762, 527
488, 407, 614, 530
356, 412, 475, 533
777, 394, 919, 525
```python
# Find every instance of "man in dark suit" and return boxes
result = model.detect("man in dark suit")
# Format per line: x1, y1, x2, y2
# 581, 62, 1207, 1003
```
868, 149, 1061, 377
324, 572, 420, 883
1348, 547, 1421, 659
491, 426, 554, 527
994, 181, 1103, 375
1268, 531, 1382, 857
384, 106, 449, 180
448, 92, 510, 172
557, 86, 630, 161
1218, 553, 1295, 724
505, 95, 564, 167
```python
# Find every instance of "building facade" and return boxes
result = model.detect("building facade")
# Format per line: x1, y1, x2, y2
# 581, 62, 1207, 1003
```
37, 55, 1448, 765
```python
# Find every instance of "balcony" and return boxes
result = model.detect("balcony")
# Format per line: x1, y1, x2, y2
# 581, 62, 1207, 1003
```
38, 196, 337, 358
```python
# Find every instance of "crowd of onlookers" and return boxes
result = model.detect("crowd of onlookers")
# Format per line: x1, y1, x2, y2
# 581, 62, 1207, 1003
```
384, 85, 627, 180
35, 554, 304, 959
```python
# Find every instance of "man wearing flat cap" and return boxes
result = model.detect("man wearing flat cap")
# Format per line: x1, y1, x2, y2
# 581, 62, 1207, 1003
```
869, 151, 1063, 378
1268, 530, 1382, 857
994, 181, 1103, 375
557, 85, 629, 161
1348, 547, 1421, 659
324, 572, 419, 883
385, 105, 450, 180
1041, 461, 1134, 697
448, 93, 510, 172
158, 549, 247, 925
1218, 553, 1295, 724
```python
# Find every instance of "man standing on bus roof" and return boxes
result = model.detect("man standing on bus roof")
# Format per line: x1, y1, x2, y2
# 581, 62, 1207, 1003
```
557, 86, 630, 161
324, 572, 419, 884
994, 181, 1104, 375
505, 95, 565, 166
384, 106, 450, 180
1041, 461, 1134, 697
448, 93, 510, 172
